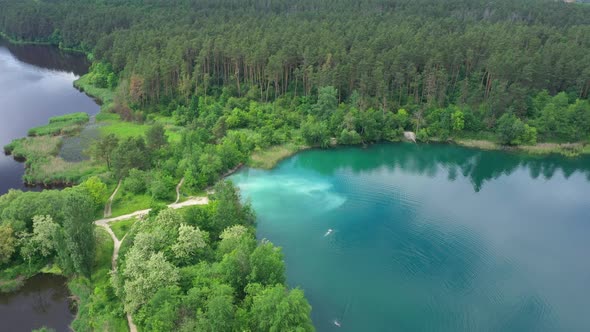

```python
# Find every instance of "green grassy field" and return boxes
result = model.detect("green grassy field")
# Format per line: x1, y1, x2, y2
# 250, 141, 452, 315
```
97, 112, 182, 143
110, 192, 160, 218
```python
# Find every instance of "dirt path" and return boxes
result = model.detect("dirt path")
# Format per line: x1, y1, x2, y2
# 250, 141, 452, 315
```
103, 180, 122, 218
174, 177, 185, 204
95, 217, 137, 332
94, 194, 209, 332
95, 196, 209, 225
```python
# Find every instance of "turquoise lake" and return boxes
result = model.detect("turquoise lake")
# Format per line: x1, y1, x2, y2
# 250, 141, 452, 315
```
231, 143, 590, 332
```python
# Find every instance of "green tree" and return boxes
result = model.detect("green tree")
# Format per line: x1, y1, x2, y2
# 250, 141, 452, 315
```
217, 234, 256, 296
90, 134, 119, 170
59, 191, 95, 277
123, 250, 180, 313
248, 241, 286, 286
146, 123, 167, 150
246, 284, 314, 332
218, 225, 251, 257
196, 283, 237, 332
451, 110, 465, 132
496, 113, 537, 145
79, 176, 108, 208
111, 137, 150, 178
136, 286, 181, 332
172, 224, 208, 262
339, 129, 361, 145
0, 224, 16, 264
314, 86, 338, 118
31, 215, 60, 258
211, 181, 255, 238
124, 169, 148, 194
301, 117, 329, 147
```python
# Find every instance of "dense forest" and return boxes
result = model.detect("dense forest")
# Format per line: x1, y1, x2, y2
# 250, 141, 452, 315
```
1, 0, 589, 146
1, 1, 590, 331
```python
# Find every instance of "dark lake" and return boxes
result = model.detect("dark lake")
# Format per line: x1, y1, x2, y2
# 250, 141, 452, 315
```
0, 274, 74, 332
0, 38, 99, 331
0, 38, 99, 195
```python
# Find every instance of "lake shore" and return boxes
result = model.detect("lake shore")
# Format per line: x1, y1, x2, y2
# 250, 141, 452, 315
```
0, 31, 87, 54
248, 137, 590, 170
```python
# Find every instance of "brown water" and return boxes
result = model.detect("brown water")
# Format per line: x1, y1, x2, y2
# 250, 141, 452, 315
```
0, 274, 74, 332
0, 38, 99, 194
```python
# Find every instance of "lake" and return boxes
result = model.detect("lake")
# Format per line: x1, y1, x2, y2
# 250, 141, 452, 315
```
231, 143, 590, 332
0, 38, 99, 195
0, 39, 98, 331
0, 274, 74, 332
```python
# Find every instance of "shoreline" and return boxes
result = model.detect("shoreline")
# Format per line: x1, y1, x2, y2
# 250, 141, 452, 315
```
0, 31, 87, 54
247, 138, 590, 171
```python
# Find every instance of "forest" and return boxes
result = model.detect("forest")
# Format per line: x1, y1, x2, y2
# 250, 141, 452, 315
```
1, 0, 590, 331
0, 0, 589, 147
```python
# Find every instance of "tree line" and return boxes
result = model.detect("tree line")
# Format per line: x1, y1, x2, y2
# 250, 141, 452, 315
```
0, 0, 589, 119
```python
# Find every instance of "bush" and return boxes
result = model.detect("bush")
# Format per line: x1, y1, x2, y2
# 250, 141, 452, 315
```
339, 129, 362, 145
416, 128, 429, 142
124, 169, 148, 194
496, 113, 538, 145
150, 173, 175, 201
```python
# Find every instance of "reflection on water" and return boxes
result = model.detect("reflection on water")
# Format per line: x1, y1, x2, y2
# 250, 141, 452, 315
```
232, 143, 590, 332
0, 39, 89, 76
0, 38, 99, 194
0, 274, 74, 332
293, 143, 590, 192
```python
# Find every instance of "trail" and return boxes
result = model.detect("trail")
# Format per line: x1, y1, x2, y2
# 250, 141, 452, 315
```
95, 182, 208, 332
94, 218, 136, 331
174, 177, 185, 204
95, 196, 209, 225
103, 179, 122, 218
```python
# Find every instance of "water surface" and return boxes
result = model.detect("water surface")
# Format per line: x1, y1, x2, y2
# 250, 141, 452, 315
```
0, 274, 74, 332
231, 143, 590, 332
0, 38, 99, 194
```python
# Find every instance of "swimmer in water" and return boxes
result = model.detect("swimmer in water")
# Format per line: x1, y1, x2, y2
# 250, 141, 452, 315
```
324, 229, 333, 237
334, 320, 341, 327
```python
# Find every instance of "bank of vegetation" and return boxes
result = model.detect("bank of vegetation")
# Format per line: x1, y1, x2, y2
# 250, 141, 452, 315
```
28, 113, 90, 137
0, 0, 588, 157
3, 113, 101, 187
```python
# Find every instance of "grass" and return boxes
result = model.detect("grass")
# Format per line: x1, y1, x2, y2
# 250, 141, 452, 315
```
97, 112, 183, 143
454, 137, 589, 157
454, 138, 500, 151
248, 143, 307, 169
3, 126, 105, 186
111, 218, 138, 240
69, 227, 128, 332
99, 117, 150, 138
110, 192, 157, 218
40, 264, 63, 275
28, 112, 89, 137
24, 159, 105, 186
518, 142, 590, 157
4, 136, 62, 160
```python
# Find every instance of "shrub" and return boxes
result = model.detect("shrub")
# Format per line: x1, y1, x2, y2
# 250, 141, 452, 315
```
124, 169, 148, 194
